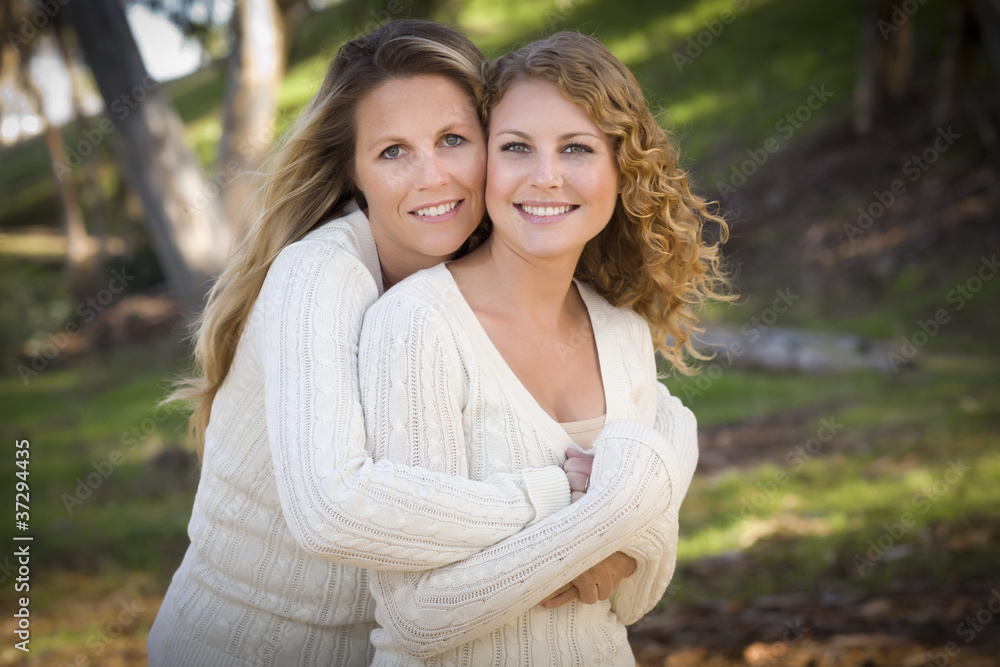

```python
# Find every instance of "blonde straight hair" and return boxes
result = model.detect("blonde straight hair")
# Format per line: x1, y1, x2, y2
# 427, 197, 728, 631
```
485, 32, 733, 374
172, 20, 487, 457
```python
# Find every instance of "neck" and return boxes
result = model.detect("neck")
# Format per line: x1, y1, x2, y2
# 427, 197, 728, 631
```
368, 218, 447, 290
463, 236, 582, 328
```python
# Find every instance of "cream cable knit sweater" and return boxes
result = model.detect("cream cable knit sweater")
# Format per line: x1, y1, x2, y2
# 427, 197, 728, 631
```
147, 205, 576, 667
359, 263, 699, 666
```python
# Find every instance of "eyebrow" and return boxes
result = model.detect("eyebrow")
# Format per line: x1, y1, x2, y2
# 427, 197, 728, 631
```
494, 129, 603, 142
365, 122, 475, 152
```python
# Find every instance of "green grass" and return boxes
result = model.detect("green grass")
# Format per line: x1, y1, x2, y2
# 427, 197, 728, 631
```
0, 341, 194, 576
661, 355, 1000, 604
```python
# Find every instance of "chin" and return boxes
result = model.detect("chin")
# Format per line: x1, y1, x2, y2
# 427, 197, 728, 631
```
422, 236, 471, 259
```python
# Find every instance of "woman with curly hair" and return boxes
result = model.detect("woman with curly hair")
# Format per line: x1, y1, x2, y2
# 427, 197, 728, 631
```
149, 20, 693, 666
358, 31, 731, 664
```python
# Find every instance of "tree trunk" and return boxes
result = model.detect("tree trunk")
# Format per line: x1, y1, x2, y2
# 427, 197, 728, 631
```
854, 0, 883, 135
970, 0, 1000, 86
854, 0, 915, 135
22, 30, 93, 278
57, 23, 112, 267
41, 111, 93, 276
216, 0, 286, 233
68, 0, 232, 312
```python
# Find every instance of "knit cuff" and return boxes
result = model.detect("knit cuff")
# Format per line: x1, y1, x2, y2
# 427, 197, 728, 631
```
521, 466, 571, 524
597, 419, 681, 485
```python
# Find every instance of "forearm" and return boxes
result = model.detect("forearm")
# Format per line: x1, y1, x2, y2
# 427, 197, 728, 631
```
372, 420, 676, 658
609, 511, 679, 624
603, 380, 697, 622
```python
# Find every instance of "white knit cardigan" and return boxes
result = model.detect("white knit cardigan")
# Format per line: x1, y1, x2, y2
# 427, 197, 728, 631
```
147, 204, 577, 667
359, 263, 699, 666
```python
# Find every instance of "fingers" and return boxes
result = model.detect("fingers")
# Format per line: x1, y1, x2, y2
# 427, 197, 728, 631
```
567, 553, 637, 605
570, 490, 586, 503
565, 471, 588, 496
611, 551, 637, 579
564, 449, 595, 475
541, 584, 578, 609
562, 457, 593, 476
575, 579, 603, 605
564, 450, 594, 496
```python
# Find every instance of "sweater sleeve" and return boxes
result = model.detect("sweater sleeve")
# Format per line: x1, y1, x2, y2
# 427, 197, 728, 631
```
359, 296, 680, 659
259, 239, 567, 571
609, 381, 698, 624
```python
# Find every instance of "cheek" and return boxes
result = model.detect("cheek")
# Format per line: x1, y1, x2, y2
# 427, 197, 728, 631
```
363, 169, 411, 207
486, 160, 520, 201
485, 172, 508, 213
593, 165, 620, 212
458, 150, 487, 193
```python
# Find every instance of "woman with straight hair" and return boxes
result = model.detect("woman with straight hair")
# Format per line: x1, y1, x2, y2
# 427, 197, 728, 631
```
358, 31, 731, 664
148, 20, 684, 666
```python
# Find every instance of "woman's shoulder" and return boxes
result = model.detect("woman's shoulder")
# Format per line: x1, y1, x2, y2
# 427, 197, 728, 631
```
253, 205, 382, 333
268, 204, 380, 288
575, 279, 648, 335
285, 203, 377, 267
381, 263, 463, 304
362, 264, 468, 342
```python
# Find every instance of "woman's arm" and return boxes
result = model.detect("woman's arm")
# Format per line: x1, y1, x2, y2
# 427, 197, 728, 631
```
551, 383, 698, 620
605, 309, 699, 624
259, 238, 569, 570
360, 294, 680, 659
609, 382, 698, 623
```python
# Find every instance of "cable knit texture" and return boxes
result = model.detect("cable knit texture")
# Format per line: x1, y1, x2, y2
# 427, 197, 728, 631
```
147, 206, 573, 667
358, 263, 700, 666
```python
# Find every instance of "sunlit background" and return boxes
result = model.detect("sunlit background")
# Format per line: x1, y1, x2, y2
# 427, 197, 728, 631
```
1, 0, 998, 664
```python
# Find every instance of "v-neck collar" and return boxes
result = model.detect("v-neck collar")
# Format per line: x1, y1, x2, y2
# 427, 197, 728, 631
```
427, 263, 628, 460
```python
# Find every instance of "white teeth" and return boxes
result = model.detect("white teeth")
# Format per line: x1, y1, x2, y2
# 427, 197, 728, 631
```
521, 205, 572, 217
415, 201, 458, 217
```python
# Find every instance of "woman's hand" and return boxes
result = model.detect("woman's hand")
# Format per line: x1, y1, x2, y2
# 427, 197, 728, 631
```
540, 552, 638, 609
563, 448, 594, 503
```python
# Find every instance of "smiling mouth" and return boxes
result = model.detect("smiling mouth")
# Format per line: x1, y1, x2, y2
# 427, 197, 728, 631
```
413, 200, 460, 217
517, 204, 579, 217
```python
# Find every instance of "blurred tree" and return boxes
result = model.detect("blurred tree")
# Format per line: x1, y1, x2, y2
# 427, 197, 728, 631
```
853, 0, 914, 135
965, 0, 1000, 156
2, 1, 93, 278
856, 0, 999, 150
22, 29, 94, 279
0, 1, 18, 123
69, 0, 232, 312
216, 0, 288, 232
128, 0, 307, 233
52, 15, 112, 269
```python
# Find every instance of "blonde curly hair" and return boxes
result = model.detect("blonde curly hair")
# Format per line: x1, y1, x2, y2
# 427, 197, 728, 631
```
484, 32, 733, 374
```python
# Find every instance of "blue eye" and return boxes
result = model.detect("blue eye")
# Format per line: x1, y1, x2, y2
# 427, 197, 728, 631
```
380, 146, 402, 159
443, 134, 463, 147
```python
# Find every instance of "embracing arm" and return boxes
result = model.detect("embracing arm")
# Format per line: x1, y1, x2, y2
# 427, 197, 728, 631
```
260, 240, 569, 570
359, 296, 680, 658
609, 381, 699, 624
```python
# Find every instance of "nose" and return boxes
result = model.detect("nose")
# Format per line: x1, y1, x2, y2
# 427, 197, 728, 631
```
528, 152, 562, 189
415, 152, 449, 189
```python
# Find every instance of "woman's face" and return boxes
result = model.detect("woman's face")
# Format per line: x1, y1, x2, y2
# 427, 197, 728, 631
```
485, 78, 619, 264
354, 74, 486, 279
